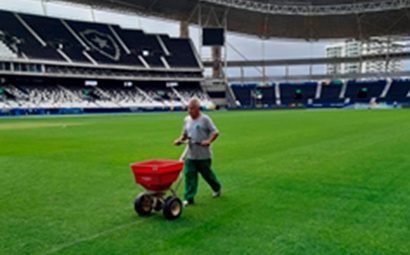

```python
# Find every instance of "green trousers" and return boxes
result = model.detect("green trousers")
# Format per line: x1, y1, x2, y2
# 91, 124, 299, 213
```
184, 159, 221, 203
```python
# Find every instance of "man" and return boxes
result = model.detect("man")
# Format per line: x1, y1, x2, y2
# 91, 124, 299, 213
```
174, 98, 221, 207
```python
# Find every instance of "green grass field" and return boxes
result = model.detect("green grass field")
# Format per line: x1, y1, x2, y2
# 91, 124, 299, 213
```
1, 109, 410, 255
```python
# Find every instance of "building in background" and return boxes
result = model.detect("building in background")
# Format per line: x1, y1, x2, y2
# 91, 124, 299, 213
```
326, 37, 405, 75
361, 38, 405, 74
344, 40, 361, 74
325, 42, 345, 75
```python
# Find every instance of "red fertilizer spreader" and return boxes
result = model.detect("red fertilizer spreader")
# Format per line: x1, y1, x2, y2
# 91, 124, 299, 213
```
130, 159, 184, 220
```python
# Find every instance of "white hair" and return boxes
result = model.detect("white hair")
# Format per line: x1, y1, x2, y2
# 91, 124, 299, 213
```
189, 97, 201, 108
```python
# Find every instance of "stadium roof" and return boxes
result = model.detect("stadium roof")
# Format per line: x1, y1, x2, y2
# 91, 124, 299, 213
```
52, 0, 410, 40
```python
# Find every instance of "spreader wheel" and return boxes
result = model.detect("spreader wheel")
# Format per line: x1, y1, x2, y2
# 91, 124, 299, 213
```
134, 193, 152, 216
153, 198, 163, 212
163, 196, 182, 220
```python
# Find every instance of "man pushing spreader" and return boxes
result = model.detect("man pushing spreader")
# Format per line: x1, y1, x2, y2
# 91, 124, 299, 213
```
174, 98, 222, 207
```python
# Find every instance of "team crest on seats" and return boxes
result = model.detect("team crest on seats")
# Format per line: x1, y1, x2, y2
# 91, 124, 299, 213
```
80, 30, 120, 61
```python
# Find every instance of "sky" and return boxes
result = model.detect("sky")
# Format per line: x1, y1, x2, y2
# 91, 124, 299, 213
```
2, 0, 404, 78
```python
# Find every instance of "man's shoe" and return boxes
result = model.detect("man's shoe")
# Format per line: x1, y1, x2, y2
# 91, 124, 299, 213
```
183, 200, 194, 207
212, 190, 221, 198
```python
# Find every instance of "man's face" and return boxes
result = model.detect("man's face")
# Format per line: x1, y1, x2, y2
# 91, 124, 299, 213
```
188, 101, 200, 118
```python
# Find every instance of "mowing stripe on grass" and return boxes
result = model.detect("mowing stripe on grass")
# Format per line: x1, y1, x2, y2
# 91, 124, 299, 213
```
37, 171, 288, 255
0, 122, 85, 130
223, 172, 289, 193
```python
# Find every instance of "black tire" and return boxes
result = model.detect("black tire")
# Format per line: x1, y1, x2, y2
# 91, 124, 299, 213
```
134, 193, 152, 216
163, 196, 182, 220
153, 199, 163, 212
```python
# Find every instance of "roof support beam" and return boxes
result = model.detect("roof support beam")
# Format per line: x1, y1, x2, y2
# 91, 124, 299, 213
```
201, 0, 410, 16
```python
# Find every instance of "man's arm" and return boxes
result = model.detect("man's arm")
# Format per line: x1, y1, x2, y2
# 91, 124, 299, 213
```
174, 134, 188, 146
201, 132, 218, 147
201, 116, 219, 147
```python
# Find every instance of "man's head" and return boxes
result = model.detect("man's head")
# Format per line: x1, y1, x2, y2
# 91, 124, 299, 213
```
188, 98, 201, 119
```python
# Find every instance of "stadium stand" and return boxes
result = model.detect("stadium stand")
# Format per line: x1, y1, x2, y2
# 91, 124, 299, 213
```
0, 10, 64, 61
231, 79, 410, 108
230, 84, 254, 107
176, 83, 214, 107
0, 9, 212, 115
0, 40, 18, 59
138, 82, 182, 107
383, 79, 410, 104
344, 80, 386, 104
160, 36, 200, 68
0, 77, 213, 111
113, 28, 166, 68
100, 86, 154, 108
64, 20, 143, 66
20, 13, 92, 63
1, 9, 409, 115
231, 85, 277, 106
0, 9, 201, 69
2, 75, 409, 113
313, 82, 344, 104
279, 82, 317, 105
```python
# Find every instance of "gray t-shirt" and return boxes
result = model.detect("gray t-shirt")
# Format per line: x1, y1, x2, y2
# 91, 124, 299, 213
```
182, 114, 219, 160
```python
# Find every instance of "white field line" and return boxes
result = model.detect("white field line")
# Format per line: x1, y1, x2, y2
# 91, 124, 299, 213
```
38, 218, 151, 255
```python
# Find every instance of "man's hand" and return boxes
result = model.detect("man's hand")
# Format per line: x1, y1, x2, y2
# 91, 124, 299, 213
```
201, 140, 211, 147
174, 134, 188, 146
